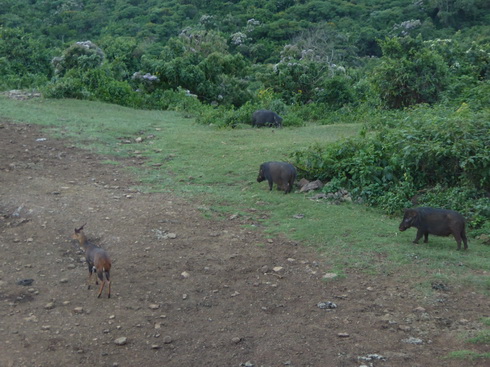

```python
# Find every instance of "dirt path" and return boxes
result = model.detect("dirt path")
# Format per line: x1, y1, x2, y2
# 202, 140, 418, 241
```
0, 121, 488, 367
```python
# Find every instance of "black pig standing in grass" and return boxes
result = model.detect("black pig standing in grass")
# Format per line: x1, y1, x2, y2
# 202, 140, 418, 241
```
257, 161, 296, 194
252, 110, 283, 128
399, 207, 468, 250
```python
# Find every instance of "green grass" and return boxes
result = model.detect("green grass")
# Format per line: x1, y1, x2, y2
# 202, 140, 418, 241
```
446, 350, 490, 360
1, 96, 489, 292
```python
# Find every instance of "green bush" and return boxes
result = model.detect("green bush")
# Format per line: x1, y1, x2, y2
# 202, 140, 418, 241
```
291, 106, 490, 228
42, 76, 91, 100
371, 36, 449, 109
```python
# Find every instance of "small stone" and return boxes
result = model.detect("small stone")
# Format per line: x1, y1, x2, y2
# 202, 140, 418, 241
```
337, 333, 350, 338
167, 233, 177, 239
44, 302, 55, 310
182, 294, 188, 300
151, 344, 161, 349
149, 304, 160, 310
114, 337, 127, 346
317, 301, 337, 309
62, 301, 71, 305
17, 278, 34, 286
232, 337, 241, 344
402, 337, 423, 344
322, 273, 338, 279
41, 325, 51, 330
413, 306, 426, 312
273, 266, 284, 273
399, 325, 411, 332
60, 278, 68, 283
181, 271, 190, 279
67, 264, 76, 269
24, 315, 38, 322
163, 336, 172, 344
73, 307, 84, 314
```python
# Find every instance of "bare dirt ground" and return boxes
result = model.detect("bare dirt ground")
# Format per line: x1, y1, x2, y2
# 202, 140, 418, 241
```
0, 120, 488, 367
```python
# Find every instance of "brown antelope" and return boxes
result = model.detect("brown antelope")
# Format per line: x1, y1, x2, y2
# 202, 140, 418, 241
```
72, 224, 112, 298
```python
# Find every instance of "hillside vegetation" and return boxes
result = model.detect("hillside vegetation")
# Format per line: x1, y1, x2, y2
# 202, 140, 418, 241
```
1, 0, 489, 231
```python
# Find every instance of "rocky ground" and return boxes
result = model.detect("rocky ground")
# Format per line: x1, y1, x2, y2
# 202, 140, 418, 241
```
0, 120, 488, 367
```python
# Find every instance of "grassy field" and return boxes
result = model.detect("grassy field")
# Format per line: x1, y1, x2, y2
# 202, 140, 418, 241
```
1, 96, 489, 292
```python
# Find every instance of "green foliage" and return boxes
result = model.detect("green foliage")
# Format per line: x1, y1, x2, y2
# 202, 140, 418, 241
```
0, 27, 53, 89
52, 41, 105, 76
158, 88, 205, 114
371, 36, 450, 109
43, 66, 141, 108
291, 106, 490, 227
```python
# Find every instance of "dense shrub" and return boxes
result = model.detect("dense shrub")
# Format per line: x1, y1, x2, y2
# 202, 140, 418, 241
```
291, 106, 490, 228
370, 36, 449, 109
0, 27, 53, 89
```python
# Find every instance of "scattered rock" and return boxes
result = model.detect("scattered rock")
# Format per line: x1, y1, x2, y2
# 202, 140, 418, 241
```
163, 336, 172, 344
17, 278, 34, 286
273, 266, 284, 273
299, 179, 324, 193
149, 304, 160, 310
73, 307, 84, 314
322, 273, 337, 280
337, 333, 350, 338
114, 337, 127, 346
317, 301, 337, 309
298, 178, 309, 188
402, 337, 423, 345
24, 314, 38, 322
59, 278, 68, 283
151, 344, 160, 349
477, 234, 490, 245
181, 271, 190, 279
232, 337, 241, 344
358, 354, 386, 362
44, 302, 55, 310
432, 283, 449, 291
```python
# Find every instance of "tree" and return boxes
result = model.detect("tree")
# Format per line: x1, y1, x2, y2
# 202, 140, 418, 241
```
52, 41, 105, 76
0, 27, 53, 88
371, 36, 449, 109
